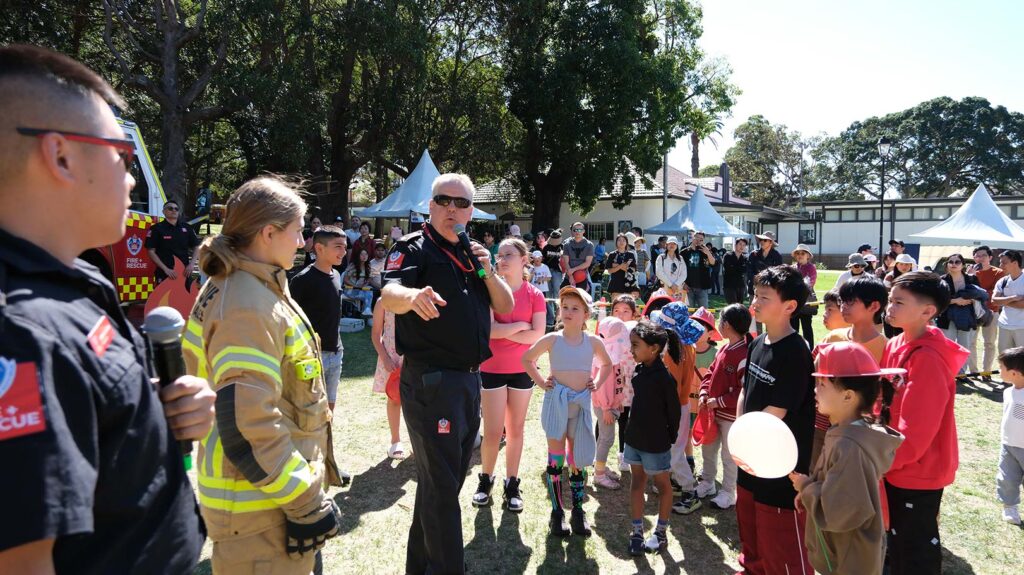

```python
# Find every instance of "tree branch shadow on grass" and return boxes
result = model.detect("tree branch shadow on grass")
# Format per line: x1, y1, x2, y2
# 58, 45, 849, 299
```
333, 456, 415, 536
955, 378, 1004, 403
465, 505, 533, 574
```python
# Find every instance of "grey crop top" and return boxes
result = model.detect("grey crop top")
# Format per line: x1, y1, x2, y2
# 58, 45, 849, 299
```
550, 331, 594, 372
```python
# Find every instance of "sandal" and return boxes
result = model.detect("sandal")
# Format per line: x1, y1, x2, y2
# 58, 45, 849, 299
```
388, 442, 406, 460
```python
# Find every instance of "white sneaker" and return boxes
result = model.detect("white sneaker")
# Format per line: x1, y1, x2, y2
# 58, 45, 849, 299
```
593, 473, 621, 490
619, 453, 630, 473
1004, 505, 1022, 525
696, 480, 717, 499
709, 490, 736, 509
604, 469, 621, 482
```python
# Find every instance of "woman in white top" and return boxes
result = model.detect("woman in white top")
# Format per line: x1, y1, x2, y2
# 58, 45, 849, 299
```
655, 236, 687, 301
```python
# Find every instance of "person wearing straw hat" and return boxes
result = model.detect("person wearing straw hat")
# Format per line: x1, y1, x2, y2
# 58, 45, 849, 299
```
835, 253, 870, 289
747, 231, 782, 297
791, 244, 819, 347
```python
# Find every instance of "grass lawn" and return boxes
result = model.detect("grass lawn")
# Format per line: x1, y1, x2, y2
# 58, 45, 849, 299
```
193, 270, 1023, 574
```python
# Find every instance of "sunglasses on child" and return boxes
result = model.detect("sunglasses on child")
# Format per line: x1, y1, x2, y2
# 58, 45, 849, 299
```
432, 194, 472, 209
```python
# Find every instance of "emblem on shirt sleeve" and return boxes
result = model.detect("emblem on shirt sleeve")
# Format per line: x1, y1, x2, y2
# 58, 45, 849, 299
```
386, 251, 405, 271
0, 358, 47, 440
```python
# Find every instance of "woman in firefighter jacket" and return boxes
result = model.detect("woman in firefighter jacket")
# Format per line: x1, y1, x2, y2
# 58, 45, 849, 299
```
183, 176, 342, 574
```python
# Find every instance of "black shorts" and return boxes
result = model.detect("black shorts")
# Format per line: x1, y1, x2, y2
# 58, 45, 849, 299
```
481, 372, 534, 391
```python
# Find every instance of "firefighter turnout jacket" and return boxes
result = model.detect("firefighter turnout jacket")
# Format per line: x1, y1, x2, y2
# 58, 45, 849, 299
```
183, 256, 340, 541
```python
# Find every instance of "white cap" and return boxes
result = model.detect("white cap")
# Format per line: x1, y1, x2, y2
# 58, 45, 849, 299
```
531, 250, 543, 259
666, 236, 679, 246
895, 253, 916, 265
509, 224, 521, 236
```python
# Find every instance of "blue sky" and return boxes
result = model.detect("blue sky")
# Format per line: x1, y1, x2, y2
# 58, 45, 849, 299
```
667, 0, 1024, 172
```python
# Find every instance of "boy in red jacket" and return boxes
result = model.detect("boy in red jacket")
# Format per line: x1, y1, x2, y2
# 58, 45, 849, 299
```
881, 271, 967, 575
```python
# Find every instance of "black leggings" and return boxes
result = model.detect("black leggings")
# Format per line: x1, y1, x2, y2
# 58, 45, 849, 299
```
790, 314, 814, 348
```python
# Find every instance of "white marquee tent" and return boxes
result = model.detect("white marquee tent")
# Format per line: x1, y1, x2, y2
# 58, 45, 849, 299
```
910, 184, 1024, 248
645, 186, 749, 237
354, 149, 496, 221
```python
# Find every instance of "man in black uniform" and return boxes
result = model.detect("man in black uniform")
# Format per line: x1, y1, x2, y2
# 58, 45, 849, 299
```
0, 45, 215, 574
145, 199, 201, 283
381, 173, 513, 575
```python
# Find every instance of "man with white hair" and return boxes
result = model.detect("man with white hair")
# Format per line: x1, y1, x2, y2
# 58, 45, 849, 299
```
381, 173, 513, 575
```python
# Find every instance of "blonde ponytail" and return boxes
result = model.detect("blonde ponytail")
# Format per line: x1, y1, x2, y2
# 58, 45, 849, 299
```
199, 175, 307, 278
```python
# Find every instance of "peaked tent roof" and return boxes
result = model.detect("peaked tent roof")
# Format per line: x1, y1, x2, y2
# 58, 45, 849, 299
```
645, 186, 749, 236
354, 149, 496, 220
909, 184, 1024, 248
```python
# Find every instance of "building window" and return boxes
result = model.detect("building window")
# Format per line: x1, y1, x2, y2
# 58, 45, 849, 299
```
895, 207, 912, 221
746, 221, 761, 235
798, 223, 816, 245
999, 205, 1012, 217
913, 207, 930, 220
585, 222, 615, 244
825, 210, 839, 222
841, 209, 857, 222
762, 223, 778, 237
932, 207, 950, 220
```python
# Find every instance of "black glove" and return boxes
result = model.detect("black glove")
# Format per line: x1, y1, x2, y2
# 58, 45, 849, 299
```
286, 499, 341, 558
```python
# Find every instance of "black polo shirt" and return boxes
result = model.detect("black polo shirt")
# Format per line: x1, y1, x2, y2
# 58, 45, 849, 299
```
382, 224, 492, 369
0, 229, 204, 574
144, 219, 200, 278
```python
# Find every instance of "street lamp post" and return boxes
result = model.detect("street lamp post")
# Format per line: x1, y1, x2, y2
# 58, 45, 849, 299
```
878, 137, 892, 253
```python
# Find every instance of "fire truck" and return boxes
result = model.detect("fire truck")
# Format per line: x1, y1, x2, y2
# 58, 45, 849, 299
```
79, 118, 169, 306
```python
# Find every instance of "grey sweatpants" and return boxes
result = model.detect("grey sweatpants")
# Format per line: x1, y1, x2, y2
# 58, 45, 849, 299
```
997, 443, 1024, 506
593, 406, 618, 466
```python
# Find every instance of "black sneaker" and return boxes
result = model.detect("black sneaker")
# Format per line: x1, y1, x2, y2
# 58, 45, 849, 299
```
570, 507, 592, 538
629, 532, 646, 556
472, 473, 493, 507
550, 509, 571, 537
672, 491, 702, 515
504, 477, 524, 513
645, 530, 668, 553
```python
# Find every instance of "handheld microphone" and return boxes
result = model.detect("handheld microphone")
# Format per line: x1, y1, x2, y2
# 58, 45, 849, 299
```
143, 306, 194, 470
453, 224, 487, 278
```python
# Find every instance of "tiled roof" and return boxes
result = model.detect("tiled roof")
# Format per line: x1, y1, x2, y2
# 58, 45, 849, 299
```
475, 163, 747, 206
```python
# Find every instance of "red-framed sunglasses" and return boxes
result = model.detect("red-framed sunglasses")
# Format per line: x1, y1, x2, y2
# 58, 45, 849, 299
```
17, 127, 135, 169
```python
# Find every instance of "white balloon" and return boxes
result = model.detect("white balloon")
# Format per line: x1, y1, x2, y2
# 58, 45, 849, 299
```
728, 411, 799, 479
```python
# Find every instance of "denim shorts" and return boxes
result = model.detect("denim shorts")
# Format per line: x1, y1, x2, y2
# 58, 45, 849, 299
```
622, 443, 671, 474
322, 350, 343, 403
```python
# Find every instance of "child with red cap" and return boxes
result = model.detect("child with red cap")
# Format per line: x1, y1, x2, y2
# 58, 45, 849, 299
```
790, 342, 905, 575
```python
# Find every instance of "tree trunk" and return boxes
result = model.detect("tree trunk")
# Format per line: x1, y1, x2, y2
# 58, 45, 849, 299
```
690, 132, 700, 177
530, 176, 566, 232
161, 109, 188, 205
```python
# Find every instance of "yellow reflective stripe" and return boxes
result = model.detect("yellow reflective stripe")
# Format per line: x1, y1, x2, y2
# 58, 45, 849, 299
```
182, 320, 208, 378
284, 321, 314, 356
198, 490, 279, 512
197, 454, 313, 512
211, 346, 282, 385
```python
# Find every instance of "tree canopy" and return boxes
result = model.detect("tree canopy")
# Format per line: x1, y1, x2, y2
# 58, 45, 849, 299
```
1, 0, 733, 229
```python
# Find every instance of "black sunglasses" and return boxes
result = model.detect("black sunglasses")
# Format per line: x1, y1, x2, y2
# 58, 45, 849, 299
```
432, 194, 472, 209
17, 127, 135, 169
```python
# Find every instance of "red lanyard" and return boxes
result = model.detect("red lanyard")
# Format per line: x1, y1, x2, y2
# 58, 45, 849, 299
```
422, 223, 474, 273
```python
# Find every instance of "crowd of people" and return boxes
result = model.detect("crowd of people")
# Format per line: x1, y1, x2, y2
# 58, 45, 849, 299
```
4, 45, 1024, 575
